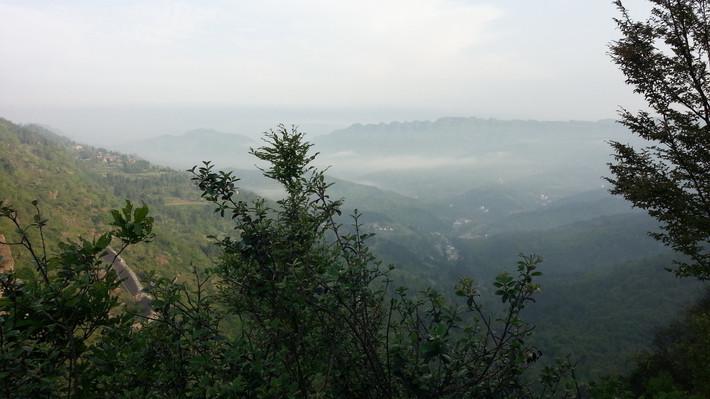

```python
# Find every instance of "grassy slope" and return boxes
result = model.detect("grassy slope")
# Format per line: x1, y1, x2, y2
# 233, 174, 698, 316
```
0, 118, 239, 278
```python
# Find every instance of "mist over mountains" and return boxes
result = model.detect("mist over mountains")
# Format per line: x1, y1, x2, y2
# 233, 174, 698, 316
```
314, 117, 641, 199
114, 117, 640, 201
0, 114, 703, 379
5, 0, 709, 395
115, 128, 256, 170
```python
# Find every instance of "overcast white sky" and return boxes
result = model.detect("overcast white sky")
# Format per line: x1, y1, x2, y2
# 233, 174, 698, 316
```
0, 0, 650, 143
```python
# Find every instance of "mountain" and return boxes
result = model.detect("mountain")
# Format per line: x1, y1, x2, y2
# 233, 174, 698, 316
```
311, 117, 640, 200
328, 177, 447, 232
0, 118, 247, 278
315, 117, 630, 156
452, 212, 668, 280
528, 253, 703, 377
0, 116, 703, 380
442, 188, 637, 237
114, 128, 256, 170
106, 117, 638, 200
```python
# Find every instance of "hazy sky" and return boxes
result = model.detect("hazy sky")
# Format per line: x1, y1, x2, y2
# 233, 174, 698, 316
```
0, 0, 650, 143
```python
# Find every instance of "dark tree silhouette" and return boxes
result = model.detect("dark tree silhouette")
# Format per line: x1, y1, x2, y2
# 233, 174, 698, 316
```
608, 0, 710, 280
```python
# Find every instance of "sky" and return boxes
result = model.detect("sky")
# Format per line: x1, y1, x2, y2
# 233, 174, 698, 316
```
0, 0, 651, 144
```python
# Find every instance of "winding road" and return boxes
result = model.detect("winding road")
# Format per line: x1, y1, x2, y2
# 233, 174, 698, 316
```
102, 247, 154, 317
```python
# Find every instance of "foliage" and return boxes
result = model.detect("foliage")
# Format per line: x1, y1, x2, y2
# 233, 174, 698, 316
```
608, 0, 710, 280
589, 289, 710, 399
1, 116, 701, 379
0, 200, 153, 398
180, 125, 576, 398
627, 288, 710, 398
0, 125, 579, 398
0, 118, 234, 278
527, 254, 702, 379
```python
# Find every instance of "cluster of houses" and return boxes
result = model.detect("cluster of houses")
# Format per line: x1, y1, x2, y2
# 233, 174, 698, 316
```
368, 223, 395, 232
74, 144, 122, 163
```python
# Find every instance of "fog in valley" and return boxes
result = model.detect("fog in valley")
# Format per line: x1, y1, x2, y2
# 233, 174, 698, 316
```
1, 0, 707, 394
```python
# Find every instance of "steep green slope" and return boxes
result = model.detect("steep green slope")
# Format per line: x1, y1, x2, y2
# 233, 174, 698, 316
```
528, 254, 703, 378
453, 213, 668, 280
0, 120, 117, 251
1, 116, 703, 382
0, 118, 239, 277
442, 213, 702, 378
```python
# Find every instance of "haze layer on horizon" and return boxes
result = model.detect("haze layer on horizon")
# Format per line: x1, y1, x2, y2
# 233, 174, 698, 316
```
0, 0, 650, 144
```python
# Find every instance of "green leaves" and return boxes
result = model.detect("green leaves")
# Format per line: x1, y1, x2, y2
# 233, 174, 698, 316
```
110, 200, 155, 244
0, 127, 577, 398
184, 125, 578, 398
251, 124, 318, 191
95, 232, 112, 250
0, 200, 156, 398
189, 161, 242, 218
494, 272, 516, 303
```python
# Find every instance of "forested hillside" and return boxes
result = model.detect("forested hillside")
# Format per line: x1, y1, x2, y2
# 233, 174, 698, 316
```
0, 118, 242, 278
0, 116, 704, 380
4, 0, 710, 396
0, 116, 706, 397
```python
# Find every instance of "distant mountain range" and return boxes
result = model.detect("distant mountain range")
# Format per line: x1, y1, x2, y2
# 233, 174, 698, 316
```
315, 117, 631, 157
1, 115, 703, 379
311, 117, 643, 199
112, 117, 641, 201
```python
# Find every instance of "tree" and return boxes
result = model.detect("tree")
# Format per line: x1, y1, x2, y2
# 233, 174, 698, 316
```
0, 126, 579, 398
608, 0, 710, 280
183, 125, 579, 398
589, 288, 710, 399
0, 200, 154, 398
627, 289, 710, 398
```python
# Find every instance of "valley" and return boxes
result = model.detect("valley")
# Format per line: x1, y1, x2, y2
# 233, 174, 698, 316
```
1, 116, 702, 379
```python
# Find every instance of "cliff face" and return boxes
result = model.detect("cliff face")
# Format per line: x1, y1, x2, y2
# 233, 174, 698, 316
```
0, 234, 14, 273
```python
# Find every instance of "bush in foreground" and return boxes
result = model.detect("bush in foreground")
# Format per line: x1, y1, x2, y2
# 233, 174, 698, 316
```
0, 126, 578, 398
